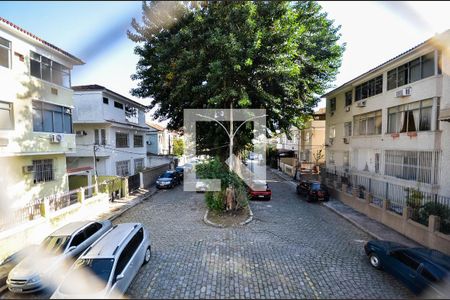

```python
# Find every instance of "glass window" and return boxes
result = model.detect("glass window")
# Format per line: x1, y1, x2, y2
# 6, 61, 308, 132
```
345, 91, 352, 107
397, 63, 408, 87
63, 109, 72, 134
114, 101, 123, 109
344, 122, 352, 137
422, 52, 434, 78
391, 250, 420, 271
134, 158, 144, 173
94, 129, 100, 145
329, 98, 336, 112
40, 235, 70, 254
116, 160, 130, 176
354, 110, 381, 135
355, 75, 383, 100
43, 110, 53, 132
116, 132, 128, 148
388, 99, 433, 133
387, 69, 397, 90
103, 97, 109, 104
54, 111, 63, 133
32, 100, 72, 133
0, 101, 14, 130
0, 36, 11, 68
409, 58, 421, 83
33, 159, 54, 183
101, 129, 106, 145
29, 51, 71, 88
134, 135, 143, 147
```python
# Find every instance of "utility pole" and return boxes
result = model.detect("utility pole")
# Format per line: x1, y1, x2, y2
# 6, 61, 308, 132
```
93, 145, 99, 194
229, 103, 233, 171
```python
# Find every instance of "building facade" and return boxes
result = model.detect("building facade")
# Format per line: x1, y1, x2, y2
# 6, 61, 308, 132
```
67, 85, 150, 177
323, 30, 450, 197
0, 18, 84, 209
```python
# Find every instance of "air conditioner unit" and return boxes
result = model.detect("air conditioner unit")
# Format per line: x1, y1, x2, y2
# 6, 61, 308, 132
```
356, 100, 366, 107
22, 165, 34, 174
345, 106, 351, 112
50, 134, 62, 144
343, 137, 350, 144
75, 130, 87, 137
396, 87, 411, 97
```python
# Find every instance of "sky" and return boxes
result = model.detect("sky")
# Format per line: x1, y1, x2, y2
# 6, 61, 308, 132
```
1, 1, 450, 115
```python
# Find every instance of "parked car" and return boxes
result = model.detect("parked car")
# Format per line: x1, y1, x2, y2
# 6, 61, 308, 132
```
51, 223, 151, 299
156, 170, 181, 189
364, 240, 450, 297
248, 180, 272, 200
0, 245, 38, 292
175, 166, 184, 180
296, 180, 329, 202
195, 178, 209, 193
7, 220, 112, 294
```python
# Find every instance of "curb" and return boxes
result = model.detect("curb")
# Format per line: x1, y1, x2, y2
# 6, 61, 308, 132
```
108, 188, 159, 222
203, 204, 254, 228
322, 202, 383, 241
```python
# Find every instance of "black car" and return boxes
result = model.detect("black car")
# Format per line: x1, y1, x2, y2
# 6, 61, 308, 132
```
364, 240, 450, 297
156, 170, 181, 189
296, 180, 329, 202
175, 166, 184, 180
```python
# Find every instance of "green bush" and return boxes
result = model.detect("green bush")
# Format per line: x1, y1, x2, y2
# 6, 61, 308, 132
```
418, 202, 450, 233
205, 190, 225, 213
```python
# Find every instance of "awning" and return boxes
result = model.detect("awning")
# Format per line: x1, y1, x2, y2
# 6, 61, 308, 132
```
439, 108, 450, 122
67, 166, 93, 175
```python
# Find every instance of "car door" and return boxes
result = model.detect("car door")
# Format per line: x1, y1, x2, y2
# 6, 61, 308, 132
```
417, 263, 445, 297
386, 250, 422, 293
111, 239, 134, 294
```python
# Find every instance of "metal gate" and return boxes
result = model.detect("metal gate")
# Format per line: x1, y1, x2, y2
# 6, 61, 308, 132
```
128, 173, 140, 192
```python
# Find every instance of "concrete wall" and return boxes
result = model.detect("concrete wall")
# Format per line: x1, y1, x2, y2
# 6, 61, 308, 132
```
331, 183, 450, 255
140, 164, 170, 188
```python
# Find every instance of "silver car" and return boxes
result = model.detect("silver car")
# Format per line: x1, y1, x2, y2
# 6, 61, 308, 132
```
7, 220, 112, 293
51, 223, 151, 298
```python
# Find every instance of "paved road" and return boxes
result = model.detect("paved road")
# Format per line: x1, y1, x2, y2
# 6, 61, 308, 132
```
118, 170, 413, 299
2, 170, 414, 299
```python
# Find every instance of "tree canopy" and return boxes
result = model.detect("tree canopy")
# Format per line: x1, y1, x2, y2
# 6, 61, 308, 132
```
129, 1, 344, 156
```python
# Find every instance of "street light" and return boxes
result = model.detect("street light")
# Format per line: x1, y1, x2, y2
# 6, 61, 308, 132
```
195, 112, 267, 171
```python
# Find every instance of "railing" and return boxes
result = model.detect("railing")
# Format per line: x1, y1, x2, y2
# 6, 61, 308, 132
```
323, 167, 450, 235
47, 189, 79, 212
0, 199, 42, 231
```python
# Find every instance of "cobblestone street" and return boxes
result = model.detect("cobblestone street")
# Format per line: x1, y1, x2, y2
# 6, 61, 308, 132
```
114, 170, 414, 299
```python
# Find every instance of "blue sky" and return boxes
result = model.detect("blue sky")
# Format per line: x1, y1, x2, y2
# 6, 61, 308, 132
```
2, 1, 450, 114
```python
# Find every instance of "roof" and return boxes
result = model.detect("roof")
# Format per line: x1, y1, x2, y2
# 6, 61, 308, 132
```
83, 223, 140, 258
50, 221, 92, 236
146, 122, 165, 131
0, 17, 84, 65
72, 84, 147, 109
322, 29, 450, 98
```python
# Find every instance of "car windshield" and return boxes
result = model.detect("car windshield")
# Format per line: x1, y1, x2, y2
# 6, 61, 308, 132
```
176, 167, 183, 172
40, 235, 70, 254
59, 258, 114, 294
160, 172, 174, 178
311, 183, 322, 191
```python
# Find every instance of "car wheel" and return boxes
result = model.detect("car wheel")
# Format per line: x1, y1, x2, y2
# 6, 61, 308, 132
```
143, 246, 151, 265
369, 253, 382, 269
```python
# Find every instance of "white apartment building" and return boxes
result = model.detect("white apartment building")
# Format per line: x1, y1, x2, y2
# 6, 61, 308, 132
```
0, 17, 83, 208
67, 85, 150, 177
323, 30, 450, 197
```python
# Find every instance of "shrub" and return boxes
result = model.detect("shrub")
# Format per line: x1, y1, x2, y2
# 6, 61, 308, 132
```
418, 202, 450, 234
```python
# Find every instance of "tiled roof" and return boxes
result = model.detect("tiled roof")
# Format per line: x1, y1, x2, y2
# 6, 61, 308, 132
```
0, 17, 84, 65
322, 29, 450, 98
72, 84, 147, 109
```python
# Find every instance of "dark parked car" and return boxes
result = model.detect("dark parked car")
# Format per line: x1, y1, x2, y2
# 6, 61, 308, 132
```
364, 240, 450, 297
175, 166, 184, 180
156, 170, 180, 189
247, 180, 272, 200
296, 180, 329, 202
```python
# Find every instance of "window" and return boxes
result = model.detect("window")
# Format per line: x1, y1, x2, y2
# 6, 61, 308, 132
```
33, 159, 54, 183
69, 231, 86, 248
30, 51, 70, 88
125, 105, 139, 124
0, 36, 11, 68
344, 122, 352, 137
330, 98, 336, 112
343, 151, 350, 168
114, 101, 123, 109
354, 110, 382, 136
421, 267, 438, 282
329, 126, 336, 139
116, 160, 130, 176
345, 91, 352, 107
387, 52, 436, 90
103, 97, 109, 105
0, 101, 14, 130
328, 151, 335, 164
32, 100, 72, 133
94, 129, 106, 145
387, 99, 433, 133
84, 223, 102, 239
390, 250, 420, 271
375, 153, 380, 174
355, 75, 383, 101
134, 135, 143, 147
116, 132, 128, 148
114, 229, 143, 281
134, 158, 144, 173
384, 150, 439, 184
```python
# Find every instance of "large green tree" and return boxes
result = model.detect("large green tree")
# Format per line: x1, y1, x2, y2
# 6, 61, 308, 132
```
128, 1, 344, 157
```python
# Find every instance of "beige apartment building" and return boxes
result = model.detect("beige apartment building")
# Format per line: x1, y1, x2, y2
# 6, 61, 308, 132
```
323, 30, 450, 197
0, 17, 84, 210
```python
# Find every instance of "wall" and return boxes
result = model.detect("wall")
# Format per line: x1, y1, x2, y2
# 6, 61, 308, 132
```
140, 164, 170, 188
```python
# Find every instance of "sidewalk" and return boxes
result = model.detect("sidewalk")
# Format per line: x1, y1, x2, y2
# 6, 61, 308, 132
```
268, 167, 421, 248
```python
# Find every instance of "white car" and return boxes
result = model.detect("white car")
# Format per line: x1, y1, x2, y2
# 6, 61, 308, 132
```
7, 220, 112, 294
51, 223, 151, 299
